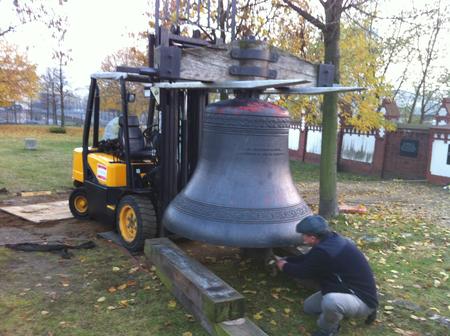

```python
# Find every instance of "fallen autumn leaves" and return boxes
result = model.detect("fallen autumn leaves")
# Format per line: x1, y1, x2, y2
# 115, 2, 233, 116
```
0, 174, 448, 335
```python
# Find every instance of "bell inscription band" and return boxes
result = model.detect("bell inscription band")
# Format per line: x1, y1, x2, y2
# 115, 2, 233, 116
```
163, 98, 312, 247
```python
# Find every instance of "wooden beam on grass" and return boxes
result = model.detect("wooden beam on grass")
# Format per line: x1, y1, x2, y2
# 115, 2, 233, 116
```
144, 239, 244, 327
144, 238, 268, 336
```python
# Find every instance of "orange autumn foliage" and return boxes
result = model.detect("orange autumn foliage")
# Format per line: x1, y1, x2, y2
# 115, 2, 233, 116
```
0, 42, 39, 107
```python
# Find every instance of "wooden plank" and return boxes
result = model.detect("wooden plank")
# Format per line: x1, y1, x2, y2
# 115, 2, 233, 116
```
339, 203, 368, 214
172, 44, 318, 84
215, 318, 269, 336
265, 86, 366, 95
0, 200, 71, 223
144, 238, 245, 324
153, 79, 311, 90
20, 191, 52, 197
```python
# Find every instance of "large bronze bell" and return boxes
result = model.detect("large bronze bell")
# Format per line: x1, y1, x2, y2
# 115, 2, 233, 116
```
163, 98, 312, 247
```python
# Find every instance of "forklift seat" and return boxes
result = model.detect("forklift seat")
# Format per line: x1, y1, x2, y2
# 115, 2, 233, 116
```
118, 115, 152, 160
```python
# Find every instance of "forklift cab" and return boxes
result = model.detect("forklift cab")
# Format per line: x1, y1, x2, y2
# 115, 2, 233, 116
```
69, 72, 160, 251
117, 115, 154, 160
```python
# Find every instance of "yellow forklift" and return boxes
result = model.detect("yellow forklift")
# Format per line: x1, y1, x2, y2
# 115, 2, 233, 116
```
69, 71, 163, 251
68, 31, 213, 253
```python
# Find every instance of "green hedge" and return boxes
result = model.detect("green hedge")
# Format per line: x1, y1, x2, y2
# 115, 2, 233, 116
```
48, 126, 66, 134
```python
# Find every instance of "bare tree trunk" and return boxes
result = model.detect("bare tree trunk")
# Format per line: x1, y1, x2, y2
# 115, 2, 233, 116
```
46, 90, 50, 125
59, 64, 65, 128
13, 104, 18, 124
282, 0, 343, 218
408, 8, 441, 124
408, 82, 422, 123
29, 97, 33, 121
319, 0, 342, 219
51, 81, 57, 125
393, 62, 410, 100
420, 81, 426, 124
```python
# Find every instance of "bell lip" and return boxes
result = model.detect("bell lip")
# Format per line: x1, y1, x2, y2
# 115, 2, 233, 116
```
162, 205, 308, 248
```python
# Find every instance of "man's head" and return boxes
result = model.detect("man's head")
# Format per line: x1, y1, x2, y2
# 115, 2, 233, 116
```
296, 215, 330, 246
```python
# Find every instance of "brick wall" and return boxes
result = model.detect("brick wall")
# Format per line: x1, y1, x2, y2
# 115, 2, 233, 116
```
289, 126, 430, 180
382, 127, 429, 179
304, 152, 321, 164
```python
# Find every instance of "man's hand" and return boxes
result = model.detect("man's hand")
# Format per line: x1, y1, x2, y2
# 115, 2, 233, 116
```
276, 259, 287, 271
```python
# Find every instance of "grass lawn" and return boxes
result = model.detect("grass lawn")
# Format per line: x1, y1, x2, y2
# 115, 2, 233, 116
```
0, 124, 370, 194
0, 125, 83, 194
0, 125, 449, 335
0, 243, 208, 336
289, 160, 378, 183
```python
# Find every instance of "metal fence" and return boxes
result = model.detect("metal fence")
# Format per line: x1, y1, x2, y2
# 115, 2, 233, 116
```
155, 0, 237, 42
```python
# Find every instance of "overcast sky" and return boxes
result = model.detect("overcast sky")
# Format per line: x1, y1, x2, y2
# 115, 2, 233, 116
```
1, 0, 151, 90
1, 0, 449, 93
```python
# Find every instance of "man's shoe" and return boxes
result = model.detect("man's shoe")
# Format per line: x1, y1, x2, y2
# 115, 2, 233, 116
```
312, 327, 339, 336
365, 310, 377, 325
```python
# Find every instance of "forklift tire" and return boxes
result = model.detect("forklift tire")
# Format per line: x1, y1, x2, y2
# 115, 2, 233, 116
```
116, 195, 158, 252
69, 187, 90, 219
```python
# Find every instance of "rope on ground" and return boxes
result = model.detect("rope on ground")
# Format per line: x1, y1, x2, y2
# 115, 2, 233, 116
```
5, 241, 96, 259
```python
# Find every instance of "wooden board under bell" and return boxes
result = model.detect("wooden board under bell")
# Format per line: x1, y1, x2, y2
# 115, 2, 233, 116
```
0, 200, 72, 223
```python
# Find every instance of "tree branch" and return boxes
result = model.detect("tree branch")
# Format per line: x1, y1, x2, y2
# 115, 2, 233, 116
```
350, 5, 437, 25
0, 26, 15, 37
342, 0, 372, 12
282, 0, 326, 31
342, 11, 379, 36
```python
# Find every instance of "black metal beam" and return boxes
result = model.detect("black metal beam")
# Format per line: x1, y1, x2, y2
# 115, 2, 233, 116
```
160, 89, 179, 231
180, 91, 189, 188
158, 28, 211, 47
93, 85, 100, 148
82, 78, 97, 181
147, 34, 157, 129
186, 89, 207, 177
115, 66, 159, 78
120, 78, 134, 190
154, 0, 238, 46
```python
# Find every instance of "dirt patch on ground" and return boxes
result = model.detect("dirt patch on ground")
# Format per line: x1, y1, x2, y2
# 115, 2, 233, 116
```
0, 192, 110, 246
0, 210, 109, 246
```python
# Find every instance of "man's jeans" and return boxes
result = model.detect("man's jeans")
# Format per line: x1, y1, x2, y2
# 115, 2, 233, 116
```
304, 291, 374, 332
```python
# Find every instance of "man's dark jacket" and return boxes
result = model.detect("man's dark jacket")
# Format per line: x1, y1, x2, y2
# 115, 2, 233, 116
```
283, 232, 378, 309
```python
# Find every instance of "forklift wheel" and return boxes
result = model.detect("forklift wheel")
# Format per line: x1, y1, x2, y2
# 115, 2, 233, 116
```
116, 195, 158, 252
69, 187, 90, 219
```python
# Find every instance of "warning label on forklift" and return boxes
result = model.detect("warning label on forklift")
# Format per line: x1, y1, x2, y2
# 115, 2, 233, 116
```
97, 164, 107, 181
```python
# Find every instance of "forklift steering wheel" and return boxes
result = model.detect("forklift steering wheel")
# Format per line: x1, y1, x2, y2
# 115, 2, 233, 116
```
142, 128, 153, 141
143, 127, 159, 149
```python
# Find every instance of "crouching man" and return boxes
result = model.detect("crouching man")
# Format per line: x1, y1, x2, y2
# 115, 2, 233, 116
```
276, 215, 378, 336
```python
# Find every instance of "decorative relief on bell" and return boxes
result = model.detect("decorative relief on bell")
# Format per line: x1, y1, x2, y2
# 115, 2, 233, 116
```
171, 197, 311, 223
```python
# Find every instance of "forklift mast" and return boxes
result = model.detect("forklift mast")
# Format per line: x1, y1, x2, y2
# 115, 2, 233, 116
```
150, 0, 238, 219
